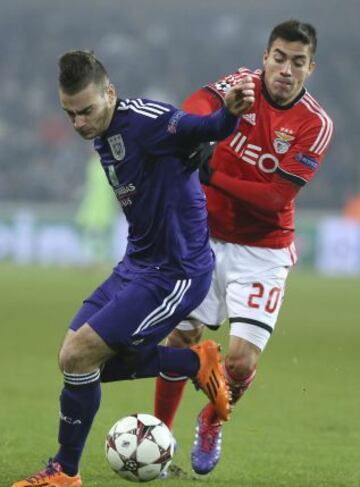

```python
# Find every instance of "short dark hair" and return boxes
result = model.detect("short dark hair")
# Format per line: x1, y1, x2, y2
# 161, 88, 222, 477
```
58, 50, 109, 94
267, 20, 317, 58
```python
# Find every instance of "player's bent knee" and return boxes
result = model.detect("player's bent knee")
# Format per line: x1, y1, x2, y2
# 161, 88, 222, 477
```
58, 339, 86, 373
166, 323, 203, 348
179, 328, 203, 347
59, 345, 78, 373
59, 342, 103, 373
59, 323, 114, 373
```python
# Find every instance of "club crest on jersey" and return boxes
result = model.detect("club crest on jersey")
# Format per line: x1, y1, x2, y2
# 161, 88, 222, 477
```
273, 129, 295, 154
108, 134, 125, 161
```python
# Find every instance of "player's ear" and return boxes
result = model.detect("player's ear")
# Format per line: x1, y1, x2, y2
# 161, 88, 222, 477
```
262, 49, 269, 68
307, 61, 316, 78
106, 83, 117, 103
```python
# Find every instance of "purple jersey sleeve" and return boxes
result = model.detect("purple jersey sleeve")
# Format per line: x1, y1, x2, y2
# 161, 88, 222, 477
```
138, 102, 238, 156
168, 106, 238, 141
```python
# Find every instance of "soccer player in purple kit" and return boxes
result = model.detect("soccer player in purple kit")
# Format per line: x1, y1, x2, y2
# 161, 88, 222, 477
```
11, 50, 255, 487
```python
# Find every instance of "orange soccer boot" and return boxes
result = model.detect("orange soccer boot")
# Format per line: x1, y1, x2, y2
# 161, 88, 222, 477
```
190, 339, 230, 421
11, 459, 82, 487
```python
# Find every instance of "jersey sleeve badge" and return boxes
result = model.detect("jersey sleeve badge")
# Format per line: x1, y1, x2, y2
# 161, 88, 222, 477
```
214, 80, 233, 94
295, 152, 319, 170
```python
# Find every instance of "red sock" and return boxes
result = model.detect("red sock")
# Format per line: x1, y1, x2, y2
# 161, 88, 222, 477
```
224, 362, 257, 405
200, 402, 220, 424
154, 373, 188, 430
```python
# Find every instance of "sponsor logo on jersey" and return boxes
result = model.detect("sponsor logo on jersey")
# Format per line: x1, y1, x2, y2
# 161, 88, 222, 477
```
229, 131, 279, 173
243, 113, 256, 126
105, 163, 137, 208
116, 183, 136, 196
108, 133, 126, 161
295, 152, 318, 170
273, 129, 295, 154
114, 183, 136, 208
168, 110, 186, 134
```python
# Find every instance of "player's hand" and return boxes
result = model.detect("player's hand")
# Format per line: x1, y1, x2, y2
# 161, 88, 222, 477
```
224, 76, 255, 117
184, 142, 216, 171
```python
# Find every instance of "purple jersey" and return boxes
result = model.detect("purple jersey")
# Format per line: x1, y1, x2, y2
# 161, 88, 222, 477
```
94, 98, 237, 278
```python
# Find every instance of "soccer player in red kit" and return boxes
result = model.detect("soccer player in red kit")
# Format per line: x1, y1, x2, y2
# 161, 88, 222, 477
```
154, 19, 333, 475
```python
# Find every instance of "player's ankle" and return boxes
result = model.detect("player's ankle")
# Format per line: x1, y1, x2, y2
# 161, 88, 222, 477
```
53, 457, 78, 477
202, 402, 221, 424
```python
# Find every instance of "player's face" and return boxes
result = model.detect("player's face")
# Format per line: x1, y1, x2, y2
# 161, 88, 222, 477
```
263, 38, 315, 106
60, 82, 116, 139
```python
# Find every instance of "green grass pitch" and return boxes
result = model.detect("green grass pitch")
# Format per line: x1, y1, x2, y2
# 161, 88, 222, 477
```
1, 263, 359, 486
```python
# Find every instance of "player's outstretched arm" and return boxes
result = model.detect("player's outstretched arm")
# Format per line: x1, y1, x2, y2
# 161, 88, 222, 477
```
182, 88, 223, 116
139, 86, 251, 162
209, 172, 301, 212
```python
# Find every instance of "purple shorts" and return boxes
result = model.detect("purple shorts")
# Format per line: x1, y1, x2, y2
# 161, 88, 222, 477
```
69, 268, 212, 351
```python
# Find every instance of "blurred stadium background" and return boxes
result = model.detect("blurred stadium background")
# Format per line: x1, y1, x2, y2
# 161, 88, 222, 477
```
1, 0, 360, 272
1, 2, 359, 486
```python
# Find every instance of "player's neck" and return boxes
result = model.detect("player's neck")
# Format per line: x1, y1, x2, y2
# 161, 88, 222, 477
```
261, 76, 305, 110
101, 99, 118, 135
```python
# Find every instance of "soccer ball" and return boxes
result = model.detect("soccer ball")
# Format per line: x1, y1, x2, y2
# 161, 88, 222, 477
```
105, 413, 175, 482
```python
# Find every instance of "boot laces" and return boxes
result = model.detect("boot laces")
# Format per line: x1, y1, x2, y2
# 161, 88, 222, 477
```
27, 459, 62, 482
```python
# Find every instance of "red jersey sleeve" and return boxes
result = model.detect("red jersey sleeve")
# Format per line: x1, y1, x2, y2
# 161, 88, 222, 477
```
276, 98, 334, 187
205, 67, 260, 101
182, 88, 223, 116
211, 171, 300, 213
182, 68, 262, 115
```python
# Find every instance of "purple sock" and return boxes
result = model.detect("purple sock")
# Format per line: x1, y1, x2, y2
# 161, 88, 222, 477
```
54, 371, 101, 476
158, 346, 199, 376
101, 346, 199, 382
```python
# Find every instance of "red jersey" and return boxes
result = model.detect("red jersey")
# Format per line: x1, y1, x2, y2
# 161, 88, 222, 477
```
183, 68, 334, 248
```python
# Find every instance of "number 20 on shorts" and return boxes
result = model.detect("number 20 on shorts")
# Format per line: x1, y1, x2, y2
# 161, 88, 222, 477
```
248, 283, 282, 314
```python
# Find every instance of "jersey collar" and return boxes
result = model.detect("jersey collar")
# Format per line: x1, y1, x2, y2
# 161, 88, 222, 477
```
261, 74, 305, 110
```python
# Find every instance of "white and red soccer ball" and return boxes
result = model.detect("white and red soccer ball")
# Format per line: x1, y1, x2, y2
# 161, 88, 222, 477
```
105, 413, 175, 482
